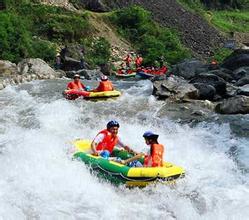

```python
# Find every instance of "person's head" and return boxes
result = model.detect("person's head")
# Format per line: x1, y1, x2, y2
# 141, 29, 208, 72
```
101, 75, 108, 81
107, 120, 120, 137
143, 131, 159, 145
73, 74, 80, 82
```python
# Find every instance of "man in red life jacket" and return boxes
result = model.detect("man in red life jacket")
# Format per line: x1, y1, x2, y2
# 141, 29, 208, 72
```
91, 120, 136, 156
143, 131, 164, 167
67, 74, 86, 91
92, 75, 114, 92
123, 54, 132, 68
135, 54, 143, 68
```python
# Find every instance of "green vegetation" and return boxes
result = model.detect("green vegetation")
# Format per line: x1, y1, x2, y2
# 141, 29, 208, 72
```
211, 11, 249, 33
0, 0, 111, 67
110, 6, 191, 65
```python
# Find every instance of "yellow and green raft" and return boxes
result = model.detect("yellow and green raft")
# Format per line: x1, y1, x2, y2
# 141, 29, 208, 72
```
72, 139, 185, 187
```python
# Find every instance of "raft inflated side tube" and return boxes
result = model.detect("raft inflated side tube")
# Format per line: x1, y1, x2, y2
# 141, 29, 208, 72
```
64, 90, 121, 100
72, 139, 185, 187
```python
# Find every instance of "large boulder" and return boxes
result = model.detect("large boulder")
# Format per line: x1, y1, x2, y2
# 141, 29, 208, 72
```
172, 59, 206, 79
193, 83, 216, 100
153, 76, 199, 100
17, 58, 58, 77
235, 76, 249, 87
221, 49, 249, 71
208, 69, 234, 82
233, 66, 249, 80
237, 85, 249, 96
0, 60, 18, 76
215, 95, 249, 114
78, 0, 110, 11
189, 73, 227, 96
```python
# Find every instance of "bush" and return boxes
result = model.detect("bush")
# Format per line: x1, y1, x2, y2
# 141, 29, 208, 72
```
110, 6, 190, 65
84, 37, 111, 68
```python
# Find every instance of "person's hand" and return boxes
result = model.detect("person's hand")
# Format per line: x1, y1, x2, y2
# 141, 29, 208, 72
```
92, 151, 99, 156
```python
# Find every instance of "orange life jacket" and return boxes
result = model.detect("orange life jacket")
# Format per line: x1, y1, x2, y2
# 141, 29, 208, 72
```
67, 81, 85, 90
95, 129, 118, 153
144, 144, 164, 167
135, 57, 143, 66
96, 81, 113, 92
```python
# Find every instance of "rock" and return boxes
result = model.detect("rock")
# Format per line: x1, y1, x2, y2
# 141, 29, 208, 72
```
99, 63, 111, 75
209, 69, 234, 82
237, 85, 249, 96
190, 73, 227, 96
233, 67, 249, 80
77, 0, 110, 12
193, 83, 216, 100
215, 95, 249, 114
0, 83, 4, 90
66, 69, 102, 80
221, 49, 249, 71
235, 76, 249, 86
191, 110, 206, 116
0, 60, 18, 76
172, 59, 206, 79
153, 76, 199, 100
17, 58, 57, 77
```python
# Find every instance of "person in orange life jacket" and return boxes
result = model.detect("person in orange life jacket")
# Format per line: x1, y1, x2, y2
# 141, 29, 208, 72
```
143, 131, 164, 167
92, 75, 114, 92
91, 120, 136, 156
67, 74, 87, 91
135, 54, 143, 68
123, 54, 132, 68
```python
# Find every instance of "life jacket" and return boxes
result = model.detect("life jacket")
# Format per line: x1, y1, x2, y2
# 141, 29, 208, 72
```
124, 56, 132, 64
96, 81, 113, 92
95, 129, 118, 153
135, 57, 143, 66
144, 144, 164, 167
67, 81, 85, 90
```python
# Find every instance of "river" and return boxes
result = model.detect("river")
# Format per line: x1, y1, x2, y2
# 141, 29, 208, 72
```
0, 79, 249, 219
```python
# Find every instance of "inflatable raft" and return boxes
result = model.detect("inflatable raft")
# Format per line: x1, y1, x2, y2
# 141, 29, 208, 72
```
115, 69, 136, 78
63, 90, 121, 100
72, 139, 185, 187
136, 66, 168, 79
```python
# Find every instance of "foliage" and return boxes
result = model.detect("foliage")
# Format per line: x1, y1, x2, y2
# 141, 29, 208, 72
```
83, 37, 111, 68
211, 48, 233, 63
110, 6, 190, 65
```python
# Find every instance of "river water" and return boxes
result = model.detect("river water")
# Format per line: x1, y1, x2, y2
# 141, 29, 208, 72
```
0, 79, 249, 219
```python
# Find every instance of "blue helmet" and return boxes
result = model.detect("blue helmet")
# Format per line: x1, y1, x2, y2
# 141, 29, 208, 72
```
100, 150, 110, 159
143, 131, 159, 139
107, 120, 120, 129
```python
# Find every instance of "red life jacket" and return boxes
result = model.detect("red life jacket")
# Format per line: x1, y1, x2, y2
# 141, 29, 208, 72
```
95, 129, 118, 153
144, 144, 164, 167
96, 81, 113, 92
67, 81, 85, 90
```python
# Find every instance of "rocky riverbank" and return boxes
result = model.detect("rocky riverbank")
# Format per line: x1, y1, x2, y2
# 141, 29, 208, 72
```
152, 49, 249, 114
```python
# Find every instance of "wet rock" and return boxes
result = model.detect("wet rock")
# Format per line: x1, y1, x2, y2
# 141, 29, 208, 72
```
237, 85, 249, 96
0, 60, 17, 76
233, 67, 249, 80
235, 76, 249, 86
221, 49, 249, 71
215, 95, 249, 114
209, 69, 234, 82
153, 76, 199, 101
190, 73, 227, 96
172, 59, 206, 79
193, 83, 216, 100
0, 83, 4, 90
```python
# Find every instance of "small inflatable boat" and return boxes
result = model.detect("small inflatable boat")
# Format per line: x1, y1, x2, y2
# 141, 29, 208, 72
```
115, 69, 136, 78
63, 90, 121, 100
72, 139, 185, 187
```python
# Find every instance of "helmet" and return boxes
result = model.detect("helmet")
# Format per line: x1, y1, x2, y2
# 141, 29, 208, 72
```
143, 131, 159, 139
107, 120, 120, 129
101, 75, 108, 81
73, 74, 80, 79
85, 86, 91, 91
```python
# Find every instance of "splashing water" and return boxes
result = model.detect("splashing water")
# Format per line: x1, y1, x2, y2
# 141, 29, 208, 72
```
0, 79, 249, 219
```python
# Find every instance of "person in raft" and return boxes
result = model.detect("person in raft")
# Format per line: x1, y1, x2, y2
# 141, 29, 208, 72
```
91, 75, 114, 92
142, 131, 164, 167
91, 120, 136, 157
67, 74, 87, 91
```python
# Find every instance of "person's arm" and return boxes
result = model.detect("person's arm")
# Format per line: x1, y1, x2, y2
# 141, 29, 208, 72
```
67, 82, 72, 90
117, 138, 138, 155
91, 133, 105, 156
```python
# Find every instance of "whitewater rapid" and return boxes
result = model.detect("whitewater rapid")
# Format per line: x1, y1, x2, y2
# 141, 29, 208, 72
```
0, 79, 249, 219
